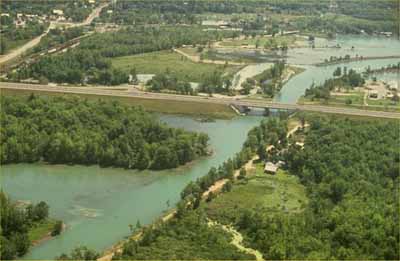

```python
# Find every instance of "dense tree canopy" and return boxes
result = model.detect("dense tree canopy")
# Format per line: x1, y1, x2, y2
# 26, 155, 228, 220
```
0, 191, 50, 260
238, 116, 399, 259
13, 25, 237, 85
0, 95, 209, 170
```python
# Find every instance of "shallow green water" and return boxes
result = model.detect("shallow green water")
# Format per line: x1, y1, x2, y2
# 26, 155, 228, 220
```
277, 35, 400, 103
0, 115, 261, 259
276, 58, 400, 104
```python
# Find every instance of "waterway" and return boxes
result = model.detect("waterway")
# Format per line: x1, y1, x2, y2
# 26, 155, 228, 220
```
1, 115, 261, 259
276, 35, 400, 103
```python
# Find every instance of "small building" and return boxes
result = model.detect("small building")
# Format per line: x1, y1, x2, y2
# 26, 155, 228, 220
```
88, 0, 96, 4
201, 20, 230, 27
264, 162, 278, 175
53, 9, 64, 16
368, 90, 379, 99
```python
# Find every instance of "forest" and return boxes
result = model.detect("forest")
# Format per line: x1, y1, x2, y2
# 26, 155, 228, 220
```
0, 191, 53, 260
0, 94, 209, 170
12, 26, 237, 85
113, 114, 399, 260
237, 115, 399, 259
32, 27, 85, 54
98, 0, 397, 35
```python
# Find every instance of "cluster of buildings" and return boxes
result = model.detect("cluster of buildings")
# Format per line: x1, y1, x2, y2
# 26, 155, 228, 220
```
264, 141, 304, 175
1, 0, 98, 28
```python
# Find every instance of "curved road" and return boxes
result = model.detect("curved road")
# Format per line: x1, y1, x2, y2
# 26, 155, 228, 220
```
0, 2, 110, 65
1, 82, 399, 119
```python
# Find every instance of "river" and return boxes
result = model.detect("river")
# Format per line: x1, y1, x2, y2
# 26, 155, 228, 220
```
1, 35, 399, 259
276, 35, 400, 103
1, 115, 261, 259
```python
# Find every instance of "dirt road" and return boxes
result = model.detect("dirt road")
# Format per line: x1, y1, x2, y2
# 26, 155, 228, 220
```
202, 155, 259, 199
208, 220, 264, 261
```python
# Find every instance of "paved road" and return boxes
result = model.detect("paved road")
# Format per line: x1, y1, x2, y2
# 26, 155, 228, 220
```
0, 25, 54, 65
0, 2, 110, 66
1, 82, 399, 119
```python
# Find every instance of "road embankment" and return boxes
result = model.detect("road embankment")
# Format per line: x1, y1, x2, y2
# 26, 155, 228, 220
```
1, 82, 400, 119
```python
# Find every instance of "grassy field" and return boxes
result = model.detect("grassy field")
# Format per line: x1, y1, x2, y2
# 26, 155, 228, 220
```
299, 94, 400, 112
203, 163, 308, 224
111, 50, 240, 82
330, 92, 364, 105
28, 219, 57, 243
1, 88, 237, 119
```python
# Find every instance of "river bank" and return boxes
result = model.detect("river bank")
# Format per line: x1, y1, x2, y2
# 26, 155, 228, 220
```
1, 115, 261, 259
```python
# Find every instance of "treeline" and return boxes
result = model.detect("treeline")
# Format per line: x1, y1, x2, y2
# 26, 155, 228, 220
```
12, 26, 236, 85
364, 62, 400, 75
233, 116, 399, 259
32, 27, 85, 54
198, 70, 234, 95
147, 73, 195, 95
97, 0, 397, 36
293, 14, 395, 36
257, 60, 286, 97
142, 66, 235, 96
11, 49, 128, 85
78, 26, 236, 58
0, 191, 50, 260
112, 209, 253, 260
0, 95, 209, 170
305, 67, 365, 100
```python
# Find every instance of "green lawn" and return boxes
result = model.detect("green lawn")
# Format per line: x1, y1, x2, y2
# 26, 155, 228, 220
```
330, 92, 364, 106
299, 93, 400, 112
203, 163, 308, 224
367, 97, 400, 107
28, 219, 57, 243
111, 51, 239, 82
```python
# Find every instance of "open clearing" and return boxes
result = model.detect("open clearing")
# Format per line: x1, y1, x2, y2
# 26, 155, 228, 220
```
112, 50, 240, 82
28, 219, 57, 243
203, 164, 308, 224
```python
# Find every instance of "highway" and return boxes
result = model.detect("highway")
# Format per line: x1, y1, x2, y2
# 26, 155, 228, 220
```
1, 82, 399, 119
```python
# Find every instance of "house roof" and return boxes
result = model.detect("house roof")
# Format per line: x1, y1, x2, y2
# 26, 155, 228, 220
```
264, 162, 278, 172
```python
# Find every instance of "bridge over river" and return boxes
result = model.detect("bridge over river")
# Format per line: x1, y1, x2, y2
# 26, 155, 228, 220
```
1, 82, 399, 119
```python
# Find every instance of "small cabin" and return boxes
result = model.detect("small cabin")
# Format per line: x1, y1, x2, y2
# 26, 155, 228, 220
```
369, 90, 379, 99
264, 161, 285, 175
264, 162, 278, 175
